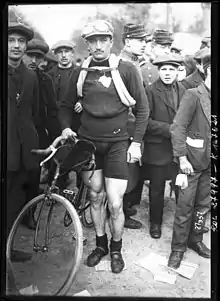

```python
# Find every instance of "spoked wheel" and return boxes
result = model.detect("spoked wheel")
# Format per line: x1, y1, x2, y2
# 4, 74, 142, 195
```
6, 194, 83, 296
79, 184, 93, 228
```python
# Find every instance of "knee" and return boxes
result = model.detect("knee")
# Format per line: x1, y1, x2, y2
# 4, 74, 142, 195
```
90, 188, 105, 209
108, 202, 123, 220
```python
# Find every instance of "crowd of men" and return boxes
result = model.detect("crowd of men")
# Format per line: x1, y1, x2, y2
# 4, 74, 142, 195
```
6, 17, 211, 274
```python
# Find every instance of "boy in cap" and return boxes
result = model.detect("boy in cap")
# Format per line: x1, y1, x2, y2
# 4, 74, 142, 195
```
59, 19, 149, 273
142, 53, 186, 239
168, 52, 211, 268
7, 21, 39, 261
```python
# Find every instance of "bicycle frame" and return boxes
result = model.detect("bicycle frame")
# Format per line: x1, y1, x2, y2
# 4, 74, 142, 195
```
32, 160, 91, 252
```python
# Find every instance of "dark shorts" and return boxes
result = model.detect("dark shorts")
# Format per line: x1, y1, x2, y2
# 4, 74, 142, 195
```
87, 139, 129, 180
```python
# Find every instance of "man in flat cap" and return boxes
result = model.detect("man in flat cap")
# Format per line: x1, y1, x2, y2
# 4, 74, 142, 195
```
180, 47, 209, 90
7, 21, 39, 261
23, 38, 60, 149
23, 38, 61, 188
168, 52, 211, 269
59, 19, 149, 273
48, 40, 81, 134
142, 54, 186, 239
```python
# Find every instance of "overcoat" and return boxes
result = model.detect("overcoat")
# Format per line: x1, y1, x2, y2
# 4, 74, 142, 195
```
180, 69, 204, 90
170, 82, 211, 171
8, 61, 39, 171
143, 78, 186, 166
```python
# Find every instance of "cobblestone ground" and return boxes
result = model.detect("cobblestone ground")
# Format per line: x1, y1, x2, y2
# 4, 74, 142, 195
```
8, 173, 211, 298
66, 182, 211, 298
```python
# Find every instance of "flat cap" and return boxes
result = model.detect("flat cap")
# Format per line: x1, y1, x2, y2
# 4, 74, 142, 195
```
152, 29, 174, 45
194, 47, 209, 62
122, 23, 150, 39
52, 40, 75, 53
200, 36, 211, 49
26, 38, 49, 55
82, 20, 114, 39
153, 53, 183, 67
8, 21, 34, 41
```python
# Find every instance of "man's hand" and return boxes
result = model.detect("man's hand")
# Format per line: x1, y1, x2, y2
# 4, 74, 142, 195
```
179, 156, 194, 175
74, 102, 83, 113
127, 142, 142, 164
61, 128, 77, 139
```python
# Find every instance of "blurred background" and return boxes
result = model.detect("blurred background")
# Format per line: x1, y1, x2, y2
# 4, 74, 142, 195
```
8, 3, 211, 60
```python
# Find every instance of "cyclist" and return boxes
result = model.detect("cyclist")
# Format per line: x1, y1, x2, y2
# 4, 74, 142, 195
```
59, 20, 149, 273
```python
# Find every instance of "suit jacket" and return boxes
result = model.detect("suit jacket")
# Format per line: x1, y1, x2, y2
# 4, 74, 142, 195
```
35, 69, 61, 147
8, 61, 39, 171
170, 82, 211, 171
143, 78, 186, 165
180, 69, 204, 90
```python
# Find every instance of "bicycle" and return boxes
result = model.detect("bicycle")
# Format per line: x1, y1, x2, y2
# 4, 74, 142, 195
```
6, 135, 96, 296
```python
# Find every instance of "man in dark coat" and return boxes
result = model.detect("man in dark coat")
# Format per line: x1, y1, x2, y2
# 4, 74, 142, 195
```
143, 53, 186, 239
8, 21, 39, 262
48, 40, 81, 133
23, 38, 61, 149
168, 52, 211, 269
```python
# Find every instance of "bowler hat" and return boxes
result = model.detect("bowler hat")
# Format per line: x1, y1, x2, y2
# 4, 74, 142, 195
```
82, 20, 114, 39
152, 29, 173, 45
52, 40, 75, 53
8, 21, 34, 41
26, 39, 49, 55
153, 53, 183, 68
122, 23, 149, 39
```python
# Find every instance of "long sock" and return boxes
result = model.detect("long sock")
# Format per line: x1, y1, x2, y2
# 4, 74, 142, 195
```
110, 238, 122, 253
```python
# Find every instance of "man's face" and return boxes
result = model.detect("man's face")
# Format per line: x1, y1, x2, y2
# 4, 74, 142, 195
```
8, 33, 27, 61
125, 37, 146, 56
152, 43, 171, 57
55, 47, 74, 66
158, 64, 178, 84
23, 52, 45, 71
86, 35, 113, 61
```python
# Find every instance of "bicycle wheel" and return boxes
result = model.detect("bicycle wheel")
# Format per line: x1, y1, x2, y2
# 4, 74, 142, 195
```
79, 184, 93, 228
7, 193, 83, 296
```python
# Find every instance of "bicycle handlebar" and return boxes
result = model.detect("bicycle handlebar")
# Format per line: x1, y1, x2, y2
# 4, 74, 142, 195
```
31, 135, 78, 166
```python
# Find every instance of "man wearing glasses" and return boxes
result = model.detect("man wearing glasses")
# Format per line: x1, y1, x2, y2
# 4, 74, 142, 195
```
59, 20, 149, 273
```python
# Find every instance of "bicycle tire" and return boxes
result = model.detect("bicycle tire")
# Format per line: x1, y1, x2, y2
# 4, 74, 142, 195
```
7, 193, 83, 296
80, 184, 93, 228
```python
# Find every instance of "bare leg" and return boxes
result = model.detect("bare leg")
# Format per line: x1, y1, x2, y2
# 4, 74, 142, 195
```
81, 169, 106, 236
105, 177, 127, 241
